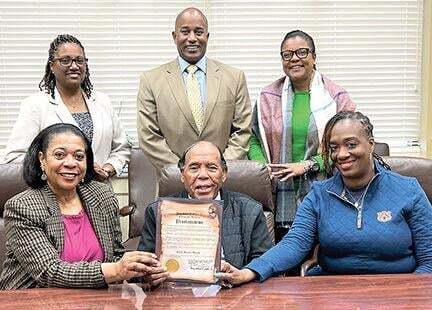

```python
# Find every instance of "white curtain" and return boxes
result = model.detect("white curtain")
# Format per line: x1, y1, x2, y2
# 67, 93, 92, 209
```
0, 0, 424, 155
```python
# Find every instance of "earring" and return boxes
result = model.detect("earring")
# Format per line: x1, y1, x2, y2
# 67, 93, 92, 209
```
81, 178, 85, 184
41, 171, 47, 181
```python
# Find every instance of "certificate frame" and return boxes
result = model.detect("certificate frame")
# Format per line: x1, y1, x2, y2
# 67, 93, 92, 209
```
155, 197, 222, 284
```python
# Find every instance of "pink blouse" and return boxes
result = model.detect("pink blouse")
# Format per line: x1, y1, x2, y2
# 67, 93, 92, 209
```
60, 209, 104, 263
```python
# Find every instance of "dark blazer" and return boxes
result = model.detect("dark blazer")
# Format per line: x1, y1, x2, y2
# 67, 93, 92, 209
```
0, 181, 125, 290
137, 190, 273, 268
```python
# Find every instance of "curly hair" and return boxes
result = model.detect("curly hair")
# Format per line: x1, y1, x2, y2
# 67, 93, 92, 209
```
321, 111, 391, 175
39, 34, 93, 99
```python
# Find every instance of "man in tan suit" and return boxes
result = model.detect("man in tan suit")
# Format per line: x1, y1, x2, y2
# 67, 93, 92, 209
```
137, 7, 251, 172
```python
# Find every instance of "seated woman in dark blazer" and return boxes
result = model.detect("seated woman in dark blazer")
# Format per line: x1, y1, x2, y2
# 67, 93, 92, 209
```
0, 123, 167, 289
220, 111, 432, 285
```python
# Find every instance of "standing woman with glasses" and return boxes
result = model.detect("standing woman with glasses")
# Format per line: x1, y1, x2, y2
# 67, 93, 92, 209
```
249, 30, 355, 235
3, 34, 130, 181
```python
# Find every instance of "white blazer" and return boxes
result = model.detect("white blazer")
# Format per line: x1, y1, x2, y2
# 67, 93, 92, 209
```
3, 88, 131, 175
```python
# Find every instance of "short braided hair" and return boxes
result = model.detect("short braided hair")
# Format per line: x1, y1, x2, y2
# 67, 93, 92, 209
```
321, 111, 391, 175
39, 34, 93, 99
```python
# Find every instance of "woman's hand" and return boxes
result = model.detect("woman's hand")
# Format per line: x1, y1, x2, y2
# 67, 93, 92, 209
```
268, 162, 307, 181
102, 163, 116, 177
216, 262, 257, 287
142, 268, 169, 287
102, 251, 163, 283
116, 251, 163, 281
94, 163, 115, 181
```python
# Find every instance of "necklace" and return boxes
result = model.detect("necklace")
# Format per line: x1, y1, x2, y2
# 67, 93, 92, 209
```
344, 186, 368, 208
292, 70, 315, 93
58, 88, 86, 111
66, 95, 85, 111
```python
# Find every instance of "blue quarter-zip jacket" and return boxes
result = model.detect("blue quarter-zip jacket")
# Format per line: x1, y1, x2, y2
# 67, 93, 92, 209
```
247, 162, 432, 281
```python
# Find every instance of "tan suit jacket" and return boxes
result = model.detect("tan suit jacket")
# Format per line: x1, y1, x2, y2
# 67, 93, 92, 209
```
137, 58, 251, 171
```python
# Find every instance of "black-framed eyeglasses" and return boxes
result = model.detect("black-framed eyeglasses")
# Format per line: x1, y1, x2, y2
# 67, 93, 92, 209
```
52, 57, 88, 67
280, 48, 312, 61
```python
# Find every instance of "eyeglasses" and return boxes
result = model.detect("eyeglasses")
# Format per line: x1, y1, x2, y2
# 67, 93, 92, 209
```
280, 48, 312, 61
52, 57, 88, 67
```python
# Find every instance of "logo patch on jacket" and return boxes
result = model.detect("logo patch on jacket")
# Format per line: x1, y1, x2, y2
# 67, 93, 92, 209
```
377, 211, 392, 223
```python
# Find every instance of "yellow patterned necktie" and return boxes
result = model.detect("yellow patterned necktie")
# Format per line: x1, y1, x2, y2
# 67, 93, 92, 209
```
186, 65, 204, 131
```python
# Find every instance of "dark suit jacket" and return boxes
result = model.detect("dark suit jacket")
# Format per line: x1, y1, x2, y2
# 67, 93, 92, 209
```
0, 181, 125, 290
137, 190, 273, 268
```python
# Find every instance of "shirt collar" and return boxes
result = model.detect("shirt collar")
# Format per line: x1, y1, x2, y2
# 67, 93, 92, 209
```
214, 192, 221, 200
178, 56, 207, 74
327, 159, 384, 195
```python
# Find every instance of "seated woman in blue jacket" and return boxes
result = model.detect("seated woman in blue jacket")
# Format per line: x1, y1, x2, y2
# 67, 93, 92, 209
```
219, 111, 432, 284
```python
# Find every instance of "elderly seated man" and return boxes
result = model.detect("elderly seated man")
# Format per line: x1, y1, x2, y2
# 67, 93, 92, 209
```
137, 141, 273, 268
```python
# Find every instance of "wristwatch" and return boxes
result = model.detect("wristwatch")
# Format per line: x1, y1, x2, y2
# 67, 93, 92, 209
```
307, 159, 320, 173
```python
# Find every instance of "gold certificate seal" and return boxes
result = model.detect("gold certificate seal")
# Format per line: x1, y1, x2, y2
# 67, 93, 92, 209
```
165, 259, 180, 272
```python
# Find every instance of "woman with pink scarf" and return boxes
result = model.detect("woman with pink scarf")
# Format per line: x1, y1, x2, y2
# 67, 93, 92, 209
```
249, 30, 355, 234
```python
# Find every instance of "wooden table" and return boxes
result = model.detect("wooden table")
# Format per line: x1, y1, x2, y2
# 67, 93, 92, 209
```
1, 274, 431, 309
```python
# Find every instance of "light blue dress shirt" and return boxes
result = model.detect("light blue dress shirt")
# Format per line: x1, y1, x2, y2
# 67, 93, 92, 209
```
178, 56, 207, 107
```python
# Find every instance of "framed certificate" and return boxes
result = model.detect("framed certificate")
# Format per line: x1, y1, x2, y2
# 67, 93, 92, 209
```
155, 198, 222, 284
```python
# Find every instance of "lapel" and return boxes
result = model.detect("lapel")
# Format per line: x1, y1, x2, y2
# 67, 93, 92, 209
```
78, 182, 112, 260
52, 88, 100, 151
41, 183, 112, 259
202, 58, 221, 130
41, 185, 64, 252
165, 59, 199, 134
51, 88, 79, 126
84, 93, 102, 151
